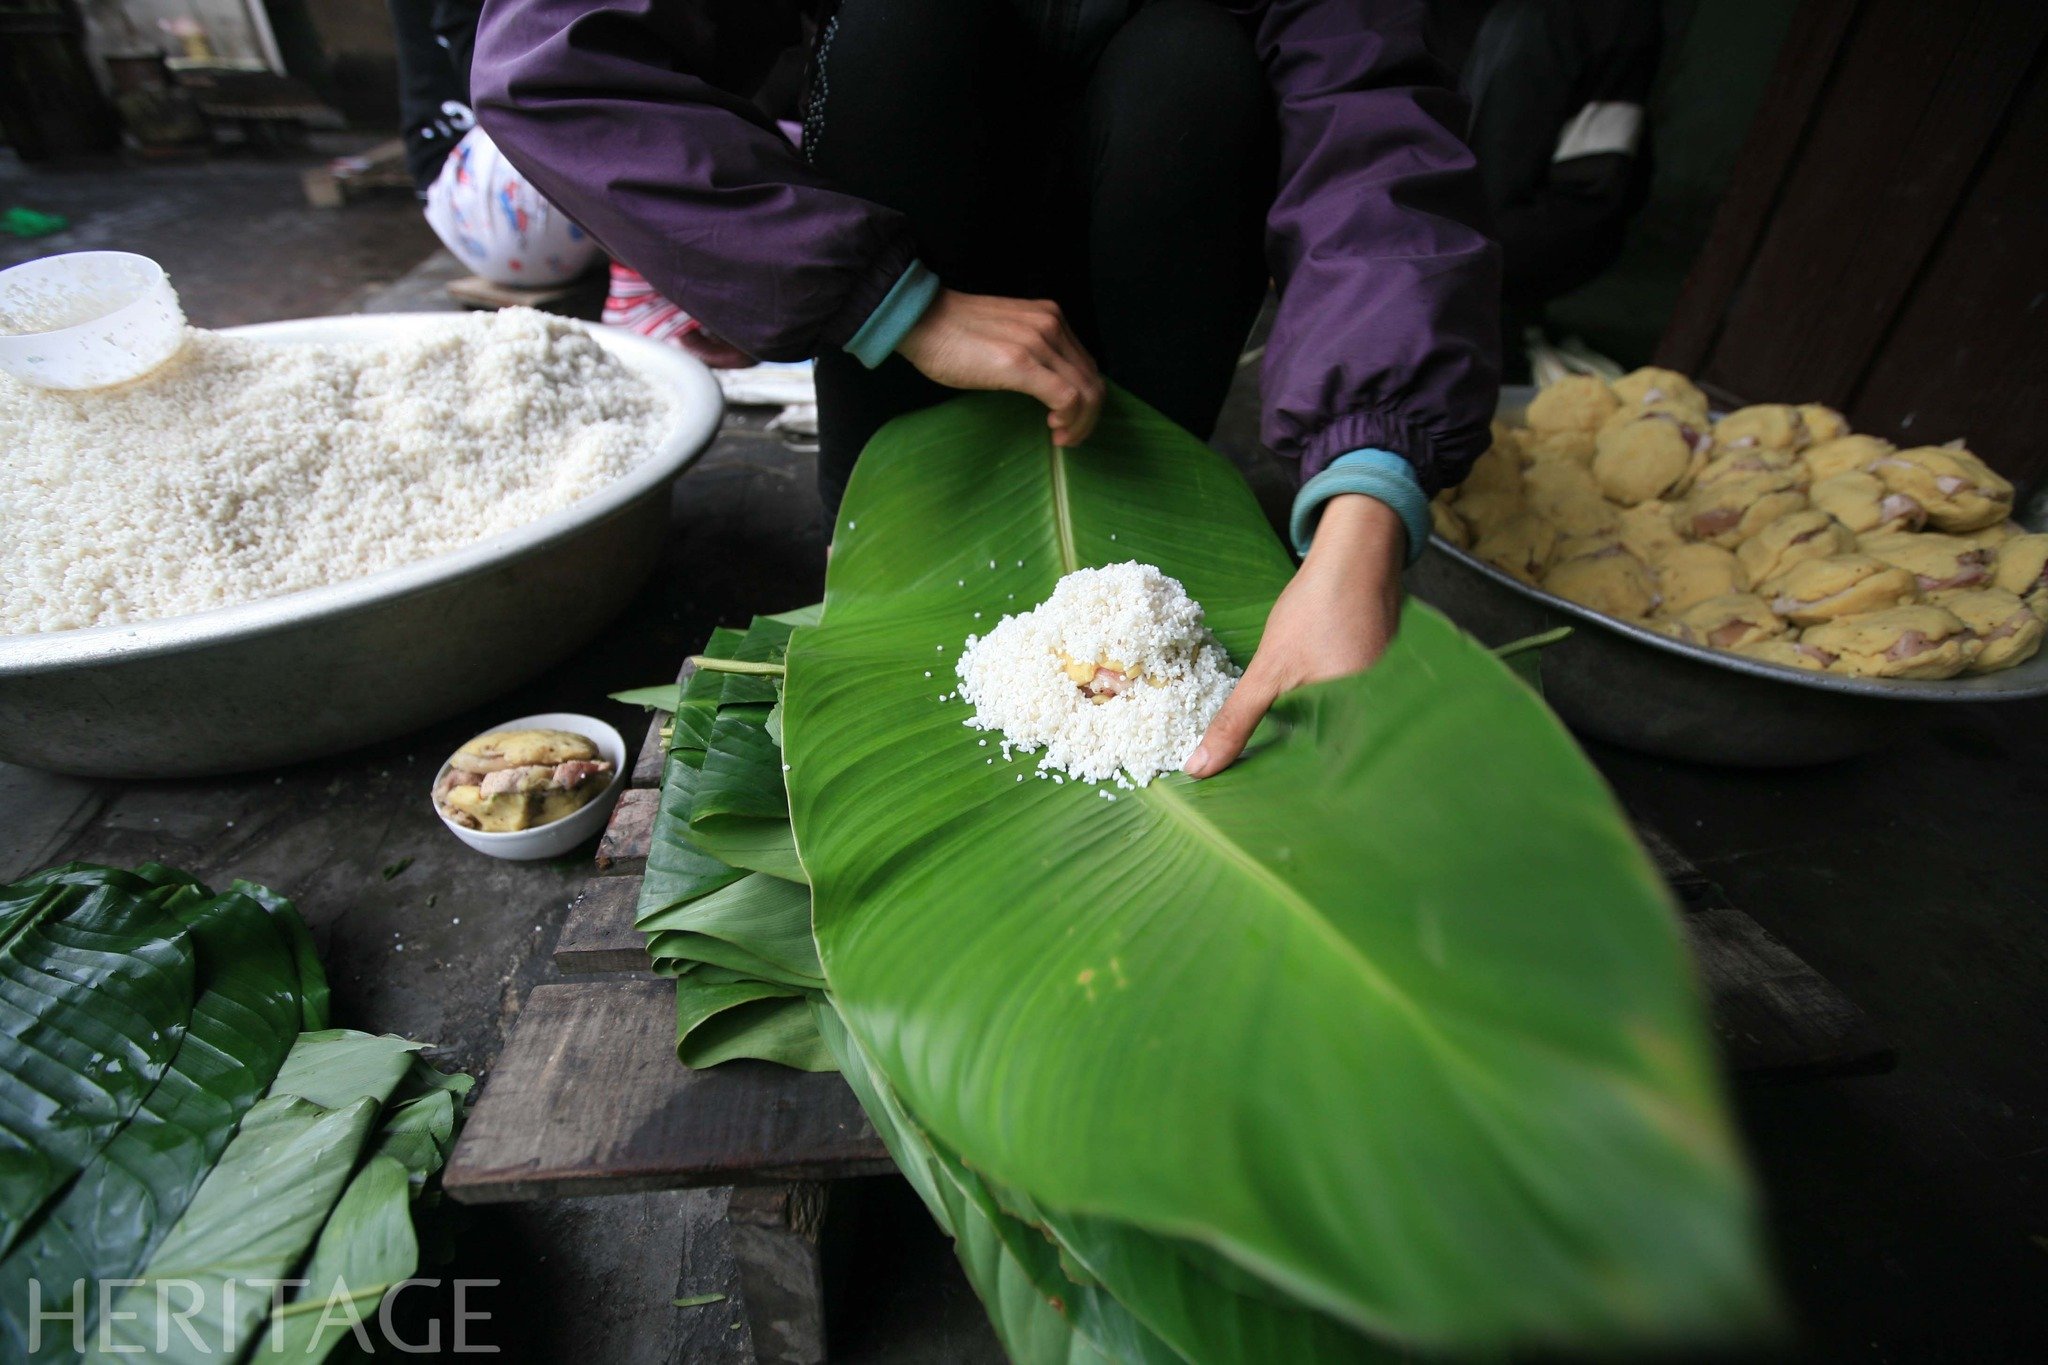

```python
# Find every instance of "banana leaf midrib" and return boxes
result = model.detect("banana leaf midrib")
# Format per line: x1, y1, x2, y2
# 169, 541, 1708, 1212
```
1137, 777, 1449, 1050
1050, 435, 1079, 577
0, 885, 61, 959
1141, 726, 1697, 1135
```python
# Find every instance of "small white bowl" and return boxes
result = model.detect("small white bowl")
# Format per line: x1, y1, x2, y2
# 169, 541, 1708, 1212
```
430, 712, 627, 861
0, 251, 187, 390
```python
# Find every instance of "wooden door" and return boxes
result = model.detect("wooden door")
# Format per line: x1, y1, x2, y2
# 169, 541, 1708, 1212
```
1658, 0, 2048, 494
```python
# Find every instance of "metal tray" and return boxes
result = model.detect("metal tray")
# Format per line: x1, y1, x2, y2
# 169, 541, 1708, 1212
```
0, 314, 725, 778
1408, 387, 2048, 765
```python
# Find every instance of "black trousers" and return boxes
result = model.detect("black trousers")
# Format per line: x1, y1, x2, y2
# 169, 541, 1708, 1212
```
804, 0, 1277, 512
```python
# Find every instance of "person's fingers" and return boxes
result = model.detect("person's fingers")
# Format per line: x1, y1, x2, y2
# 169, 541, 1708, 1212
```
1032, 344, 1095, 440
918, 299, 1100, 446
1001, 327, 1094, 443
1047, 320, 1105, 443
1035, 338, 1091, 399
1037, 309, 1101, 397
1045, 309, 1099, 380
1184, 663, 1281, 779
1005, 346, 1085, 439
1027, 316, 1102, 445
1005, 303, 1093, 387
1067, 375, 1103, 444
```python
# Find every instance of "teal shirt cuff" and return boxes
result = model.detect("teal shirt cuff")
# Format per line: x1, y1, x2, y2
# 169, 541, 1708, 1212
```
844, 259, 941, 369
1289, 449, 1431, 567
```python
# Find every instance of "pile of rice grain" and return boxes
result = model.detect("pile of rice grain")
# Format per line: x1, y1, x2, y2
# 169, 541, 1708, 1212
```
0, 308, 673, 634
954, 562, 1239, 786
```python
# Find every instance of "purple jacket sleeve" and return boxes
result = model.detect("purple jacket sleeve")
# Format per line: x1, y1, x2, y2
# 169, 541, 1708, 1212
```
471, 0, 915, 361
1239, 0, 1501, 495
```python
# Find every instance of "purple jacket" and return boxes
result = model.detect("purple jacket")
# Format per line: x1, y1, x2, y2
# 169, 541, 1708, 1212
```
472, 0, 1500, 493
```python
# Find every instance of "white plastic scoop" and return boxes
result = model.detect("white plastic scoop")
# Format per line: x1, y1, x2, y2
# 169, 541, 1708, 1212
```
0, 251, 186, 390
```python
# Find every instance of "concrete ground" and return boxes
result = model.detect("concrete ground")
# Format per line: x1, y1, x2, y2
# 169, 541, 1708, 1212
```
0, 139, 439, 324
5, 151, 2046, 1360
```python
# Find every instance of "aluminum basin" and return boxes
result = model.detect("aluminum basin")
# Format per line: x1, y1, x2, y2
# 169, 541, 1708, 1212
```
1408, 387, 2048, 765
0, 314, 724, 778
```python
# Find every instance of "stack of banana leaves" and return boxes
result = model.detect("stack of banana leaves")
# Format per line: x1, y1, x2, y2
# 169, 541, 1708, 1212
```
626, 387, 1779, 1360
0, 862, 470, 1363
632, 606, 834, 1070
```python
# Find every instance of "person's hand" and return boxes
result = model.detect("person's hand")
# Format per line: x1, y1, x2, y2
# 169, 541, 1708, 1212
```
1184, 494, 1406, 778
897, 289, 1105, 447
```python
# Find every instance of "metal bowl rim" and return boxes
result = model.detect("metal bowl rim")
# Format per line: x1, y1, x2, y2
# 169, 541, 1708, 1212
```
0, 313, 724, 675
1441, 386, 2048, 702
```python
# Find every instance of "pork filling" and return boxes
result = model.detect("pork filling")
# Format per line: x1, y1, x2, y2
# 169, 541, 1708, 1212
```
1883, 629, 1951, 662
1911, 550, 1992, 593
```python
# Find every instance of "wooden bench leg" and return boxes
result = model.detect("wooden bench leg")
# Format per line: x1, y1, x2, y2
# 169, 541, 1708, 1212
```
728, 1183, 829, 1365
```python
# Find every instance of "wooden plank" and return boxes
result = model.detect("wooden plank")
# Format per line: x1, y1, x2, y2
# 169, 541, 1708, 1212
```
555, 876, 650, 974
1635, 825, 1713, 908
596, 787, 660, 872
632, 713, 670, 789
444, 274, 587, 311
443, 980, 893, 1203
728, 1184, 829, 1365
1643, 822, 1889, 1079
1686, 903, 1892, 1080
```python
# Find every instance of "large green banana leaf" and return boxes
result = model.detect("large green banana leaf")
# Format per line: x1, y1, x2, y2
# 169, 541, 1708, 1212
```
633, 635, 830, 1069
640, 639, 751, 920
0, 875, 198, 1260
784, 388, 1773, 1354
245, 1154, 416, 1364
0, 862, 459, 1364
87, 1031, 424, 1363
828, 1000, 1419, 1365
641, 873, 821, 986
0, 885, 307, 1361
246, 1057, 471, 1363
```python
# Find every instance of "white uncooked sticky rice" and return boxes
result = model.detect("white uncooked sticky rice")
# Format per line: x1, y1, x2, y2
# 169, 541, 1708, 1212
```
1, 308, 672, 634
954, 562, 1239, 786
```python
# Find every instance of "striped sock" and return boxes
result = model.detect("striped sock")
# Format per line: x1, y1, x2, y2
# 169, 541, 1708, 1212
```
603, 263, 702, 345
601, 263, 756, 368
